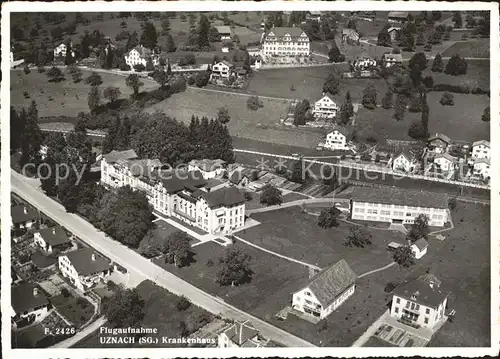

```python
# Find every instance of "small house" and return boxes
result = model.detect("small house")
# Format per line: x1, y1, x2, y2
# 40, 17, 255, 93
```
342, 28, 360, 44
34, 226, 72, 254
473, 158, 490, 180
471, 140, 490, 160
410, 238, 429, 259
11, 205, 38, 231
312, 93, 339, 119
388, 27, 401, 41
229, 171, 250, 189
211, 60, 234, 80
215, 26, 232, 40
433, 153, 456, 172
388, 11, 410, 23
324, 125, 349, 151
188, 159, 226, 180
392, 149, 418, 173
382, 52, 403, 68
427, 133, 451, 154
11, 283, 51, 329
218, 320, 269, 348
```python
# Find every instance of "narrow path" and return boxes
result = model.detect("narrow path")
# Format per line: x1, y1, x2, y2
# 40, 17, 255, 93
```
232, 234, 321, 271
358, 262, 396, 279
187, 85, 294, 102
429, 209, 455, 236
51, 316, 107, 348
247, 198, 349, 215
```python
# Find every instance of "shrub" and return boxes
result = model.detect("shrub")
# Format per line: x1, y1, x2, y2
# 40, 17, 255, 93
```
244, 191, 253, 201
440, 92, 455, 106
119, 63, 131, 71
247, 96, 263, 111
133, 64, 145, 72
23, 91, 30, 99
384, 282, 396, 293
194, 71, 210, 87
61, 288, 70, 297
175, 296, 192, 311
23, 65, 31, 74
422, 76, 434, 88
187, 76, 195, 85
448, 197, 457, 210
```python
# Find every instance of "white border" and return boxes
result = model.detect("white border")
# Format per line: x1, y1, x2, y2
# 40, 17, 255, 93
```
1, 1, 498, 358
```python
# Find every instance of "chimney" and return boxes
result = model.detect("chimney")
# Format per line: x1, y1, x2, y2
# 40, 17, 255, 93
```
91, 253, 96, 261
33, 287, 39, 296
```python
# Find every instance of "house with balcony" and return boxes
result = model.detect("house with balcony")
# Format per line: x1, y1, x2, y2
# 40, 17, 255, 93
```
100, 149, 139, 188
125, 45, 159, 68
392, 149, 418, 172
53, 42, 74, 58
471, 140, 490, 160
262, 27, 310, 57
58, 248, 113, 292
350, 186, 449, 227
34, 226, 72, 254
11, 204, 39, 231
218, 320, 271, 348
313, 93, 339, 119
292, 259, 356, 319
472, 158, 490, 180
427, 133, 451, 154
390, 275, 449, 329
324, 125, 349, 151
188, 158, 226, 179
210, 61, 234, 81
11, 283, 51, 330
433, 153, 456, 172
382, 52, 403, 68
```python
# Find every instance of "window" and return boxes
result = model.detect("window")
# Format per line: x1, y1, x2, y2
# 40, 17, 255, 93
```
396, 298, 400, 304
305, 291, 311, 296
426, 308, 430, 314
395, 307, 399, 313
424, 317, 429, 324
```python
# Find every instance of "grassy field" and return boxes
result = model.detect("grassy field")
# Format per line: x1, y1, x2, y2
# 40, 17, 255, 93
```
10, 69, 158, 118
355, 92, 490, 143
442, 39, 490, 58
50, 293, 94, 328
423, 59, 490, 89
244, 191, 310, 211
147, 88, 324, 148
73, 280, 214, 348
239, 206, 404, 274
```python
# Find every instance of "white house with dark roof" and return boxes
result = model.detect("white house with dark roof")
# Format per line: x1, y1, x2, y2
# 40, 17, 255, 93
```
324, 125, 349, 151
58, 248, 113, 292
473, 158, 490, 179
210, 61, 234, 80
34, 226, 72, 254
313, 93, 339, 119
11, 205, 38, 230
342, 28, 360, 43
262, 27, 310, 57
427, 133, 451, 154
388, 27, 400, 41
471, 140, 490, 160
125, 45, 159, 68
382, 52, 403, 68
292, 259, 356, 319
350, 187, 449, 227
390, 275, 449, 329
218, 320, 269, 348
215, 25, 232, 40
11, 283, 51, 329
188, 159, 226, 179
388, 11, 410, 23
100, 149, 139, 188
392, 149, 418, 172
410, 238, 429, 259
433, 153, 456, 172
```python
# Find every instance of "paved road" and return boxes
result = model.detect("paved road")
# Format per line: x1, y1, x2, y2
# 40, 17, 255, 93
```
11, 171, 315, 348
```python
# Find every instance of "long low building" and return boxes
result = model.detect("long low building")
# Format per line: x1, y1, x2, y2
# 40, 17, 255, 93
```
349, 187, 449, 227
101, 150, 246, 235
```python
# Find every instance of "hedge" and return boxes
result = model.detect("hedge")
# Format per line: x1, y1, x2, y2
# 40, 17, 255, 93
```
430, 83, 490, 96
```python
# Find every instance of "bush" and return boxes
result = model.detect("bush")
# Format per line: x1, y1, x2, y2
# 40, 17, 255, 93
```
194, 71, 210, 87
187, 76, 195, 85
119, 63, 131, 71
23, 65, 31, 74
23, 91, 30, 99
384, 282, 396, 293
175, 296, 192, 311
422, 76, 434, 88
244, 191, 253, 201
424, 43, 432, 52
61, 288, 70, 297
448, 197, 457, 210
440, 92, 455, 106
133, 64, 145, 72
432, 83, 470, 94
247, 96, 263, 111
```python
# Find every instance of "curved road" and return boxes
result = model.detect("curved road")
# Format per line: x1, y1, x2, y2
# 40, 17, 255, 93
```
11, 170, 315, 348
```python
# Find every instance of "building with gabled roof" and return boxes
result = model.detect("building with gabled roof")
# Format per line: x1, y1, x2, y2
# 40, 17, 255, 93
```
11, 283, 51, 329
229, 170, 250, 189
427, 133, 451, 154
342, 28, 360, 43
292, 259, 356, 319
262, 26, 310, 57
59, 248, 113, 292
188, 158, 226, 179
472, 157, 490, 180
125, 45, 159, 68
324, 124, 349, 151
382, 52, 403, 68
471, 140, 490, 160
433, 153, 456, 172
215, 25, 232, 40
390, 275, 449, 329
34, 226, 72, 254
388, 12, 410, 23
313, 93, 339, 119
11, 204, 39, 230
410, 238, 429, 259
218, 320, 270, 348
392, 149, 418, 172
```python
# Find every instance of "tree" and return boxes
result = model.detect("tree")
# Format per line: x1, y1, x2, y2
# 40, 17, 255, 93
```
217, 106, 231, 124
126, 30, 139, 51
393, 246, 415, 268
259, 184, 282, 206
381, 89, 394, 109
64, 43, 75, 66
448, 197, 457, 210
164, 33, 177, 52
216, 247, 253, 286
422, 75, 434, 88
161, 18, 171, 34
377, 25, 391, 47
103, 287, 145, 327
416, 32, 426, 46
68, 65, 83, 83
362, 84, 377, 109
197, 14, 211, 48
247, 96, 263, 111
50, 26, 64, 41
322, 72, 341, 95
140, 21, 158, 49
85, 72, 103, 86
317, 207, 341, 229
164, 231, 193, 267
344, 225, 372, 248
175, 296, 191, 311
87, 86, 101, 114
409, 52, 428, 72
103, 86, 121, 104
431, 53, 444, 72
23, 64, 31, 75
440, 92, 454, 106
293, 100, 310, 126
46, 66, 65, 82
452, 12, 463, 28
153, 70, 170, 88
328, 41, 345, 63
194, 71, 210, 87
444, 54, 468, 75
481, 106, 490, 122
408, 121, 429, 140
125, 74, 144, 98
406, 214, 429, 242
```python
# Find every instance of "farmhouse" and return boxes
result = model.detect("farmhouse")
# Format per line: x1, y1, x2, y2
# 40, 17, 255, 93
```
188, 159, 226, 179
350, 186, 449, 227
471, 140, 490, 160
262, 27, 310, 57
215, 25, 232, 40
342, 28, 360, 44
388, 11, 410, 23
433, 153, 456, 172
392, 149, 418, 173
427, 133, 451, 154
229, 170, 250, 189
125, 45, 159, 68
410, 238, 429, 259
210, 61, 234, 80
472, 158, 490, 179
390, 275, 449, 329
34, 226, 72, 254
313, 93, 339, 119
59, 248, 113, 292
218, 321, 269, 348
382, 52, 403, 68
324, 125, 349, 151
292, 259, 356, 319
11, 205, 38, 230
388, 27, 401, 41
11, 283, 51, 330
53, 43, 74, 58
306, 11, 322, 22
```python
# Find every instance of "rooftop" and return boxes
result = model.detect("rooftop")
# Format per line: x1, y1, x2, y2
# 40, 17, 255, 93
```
472, 140, 490, 148
474, 157, 490, 166
229, 170, 249, 184
222, 321, 259, 346
64, 247, 112, 276
434, 153, 456, 162
11, 204, 38, 225
202, 186, 246, 208
12, 283, 50, 314
412, 238, 429, 251
350, 186, 449, 209
342, 28, 359, 36
388, 11, 410, 19
383, 53, 403, 62
265, 26, 307, 39
329, 123, 349, 137
37, 226, 71, 247
394, 276, 450, 308
215, 25, 232, 34
428, 133, 451, 145
158, 169, 208, 194
102, 149, 138, 164
125, 158, 162, 177
189, 158, 226, 172
395, 149, 415, 161
299, 259, 357, 308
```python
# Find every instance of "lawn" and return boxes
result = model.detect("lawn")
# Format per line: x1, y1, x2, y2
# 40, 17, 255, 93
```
74, 280, 214, 348
422, 59, 490, 89
50, 292, 94, 328
10, 69, 158, 118
244, 191, 310, 211
354, 92, 490, 143
147, 88, 325, 148
239, 206, 405, 274
442, 38, 490, 59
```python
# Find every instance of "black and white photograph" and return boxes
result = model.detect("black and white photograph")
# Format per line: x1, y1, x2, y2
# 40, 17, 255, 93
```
1, 1, 498, 357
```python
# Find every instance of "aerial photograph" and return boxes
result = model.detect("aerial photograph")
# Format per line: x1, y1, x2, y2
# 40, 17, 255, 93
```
6, 4, 493, 353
